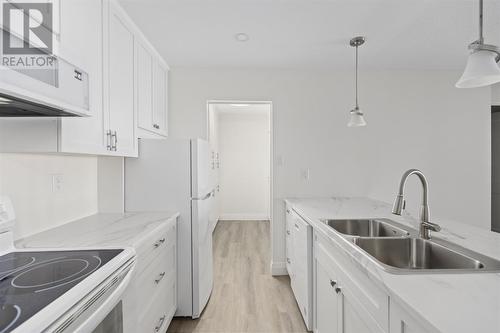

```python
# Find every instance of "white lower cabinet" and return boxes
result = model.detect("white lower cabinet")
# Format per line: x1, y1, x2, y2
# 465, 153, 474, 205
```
285, 205, 313, 330
315, 259, 341, 333
390, 301, 437, 333
123, 218, 177, 333
313, 231, 388, 333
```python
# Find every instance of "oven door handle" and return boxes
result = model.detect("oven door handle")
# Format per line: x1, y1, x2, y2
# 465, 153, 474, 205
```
43, 258, 136, 333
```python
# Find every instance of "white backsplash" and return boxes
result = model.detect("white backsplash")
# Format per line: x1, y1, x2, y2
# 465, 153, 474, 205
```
0, 153, 98, 239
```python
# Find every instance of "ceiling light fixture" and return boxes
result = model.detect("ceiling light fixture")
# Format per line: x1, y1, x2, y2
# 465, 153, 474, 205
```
456, 0, 500, 88
235, 33, 249, 42
348, 36, 367, 127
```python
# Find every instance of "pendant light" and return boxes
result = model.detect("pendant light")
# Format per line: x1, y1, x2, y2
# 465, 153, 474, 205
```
456, 0, 500, 88
348, 36, 367, 127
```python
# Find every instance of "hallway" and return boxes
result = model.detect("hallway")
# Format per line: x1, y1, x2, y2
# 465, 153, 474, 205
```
167, 221, 308, 333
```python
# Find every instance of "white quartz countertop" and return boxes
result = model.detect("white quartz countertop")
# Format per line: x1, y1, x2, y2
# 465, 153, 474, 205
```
16, 211, 179, 249
285, 197, 500, 333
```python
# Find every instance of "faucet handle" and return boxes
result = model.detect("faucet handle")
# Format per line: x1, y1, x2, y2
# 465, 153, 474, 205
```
422, 221, 441, 232
420, 221, 441, 239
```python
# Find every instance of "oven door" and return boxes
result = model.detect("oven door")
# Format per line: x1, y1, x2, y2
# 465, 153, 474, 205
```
43, 259, 135, 333
91, 301, 124, 333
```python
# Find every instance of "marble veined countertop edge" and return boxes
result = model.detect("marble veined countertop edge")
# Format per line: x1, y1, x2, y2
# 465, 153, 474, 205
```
15, 211, 180, 249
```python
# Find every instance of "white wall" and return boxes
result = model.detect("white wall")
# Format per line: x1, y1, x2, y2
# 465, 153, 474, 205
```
217, 108, 270, 220
0, 154, 98, 239
169, 68, 491, 272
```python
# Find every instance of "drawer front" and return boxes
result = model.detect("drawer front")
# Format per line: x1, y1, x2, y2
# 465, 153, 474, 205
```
136, 241, 176, 319
314, 232, 388, 331
135, 220, 176, 275
140, 273, 176, 333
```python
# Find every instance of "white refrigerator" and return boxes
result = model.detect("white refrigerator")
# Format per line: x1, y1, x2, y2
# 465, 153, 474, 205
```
125, 138, 216, 318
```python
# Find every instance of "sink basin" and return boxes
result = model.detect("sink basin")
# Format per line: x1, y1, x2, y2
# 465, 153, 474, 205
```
321, 219, 410, 238
352, 237, 500, 273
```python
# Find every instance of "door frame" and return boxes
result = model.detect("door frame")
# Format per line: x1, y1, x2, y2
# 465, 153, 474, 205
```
206, 99, 275, 263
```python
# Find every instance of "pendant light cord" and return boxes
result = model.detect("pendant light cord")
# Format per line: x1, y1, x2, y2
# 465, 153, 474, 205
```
355, 45, 359, 109
479, 0, 484, 43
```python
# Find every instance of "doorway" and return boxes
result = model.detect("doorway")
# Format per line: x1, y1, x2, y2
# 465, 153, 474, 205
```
207, 101, 272, 225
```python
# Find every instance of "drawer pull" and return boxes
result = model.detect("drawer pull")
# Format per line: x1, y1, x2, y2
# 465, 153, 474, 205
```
155, 272, 166, 284
154, 315, 166, 332
154, 238, 166, 248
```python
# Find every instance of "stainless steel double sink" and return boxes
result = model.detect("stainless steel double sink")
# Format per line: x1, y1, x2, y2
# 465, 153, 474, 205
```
320, 218, 500, 274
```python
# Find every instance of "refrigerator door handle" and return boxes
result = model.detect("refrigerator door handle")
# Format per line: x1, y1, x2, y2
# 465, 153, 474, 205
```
192, 192, 212, 201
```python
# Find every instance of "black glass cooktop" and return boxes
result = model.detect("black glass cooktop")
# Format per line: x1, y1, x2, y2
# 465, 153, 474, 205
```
0, 249, 122, 333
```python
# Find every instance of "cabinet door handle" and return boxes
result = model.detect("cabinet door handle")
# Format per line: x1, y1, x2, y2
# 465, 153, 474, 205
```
154, 315, 166, 332
155, 272, 166, 284
106, 130, 112, 150
294, 223, 299, 229
286, 209, 290, 214
154, 238, 166, 248
286, 258, 291, 264
335, 286, 342, 294
286, 230, 290, 235
113, 131, 118, 151
110, 131, 117, 151
153, 123, 160, 129
330, 279, 337, 287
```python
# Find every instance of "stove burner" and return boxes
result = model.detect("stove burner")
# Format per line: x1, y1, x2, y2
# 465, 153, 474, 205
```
0, 256, 35, 278
0, 305, 20, 333
11, 256, 102, 293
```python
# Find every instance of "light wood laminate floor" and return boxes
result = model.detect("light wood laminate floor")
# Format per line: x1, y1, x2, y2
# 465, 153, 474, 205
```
167, 220, 308, 333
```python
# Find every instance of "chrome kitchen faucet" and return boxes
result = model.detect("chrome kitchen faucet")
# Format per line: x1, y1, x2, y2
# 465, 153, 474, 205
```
391, 169, 441, 239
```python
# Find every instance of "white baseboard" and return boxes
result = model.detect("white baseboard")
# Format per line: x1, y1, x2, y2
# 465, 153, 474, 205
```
218, 213, 270, 221
270, 261, 288, 276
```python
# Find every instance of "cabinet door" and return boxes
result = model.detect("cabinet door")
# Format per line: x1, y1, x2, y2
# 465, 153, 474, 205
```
285, 207, 294, 277
58, 0, 106, 154
315, 259, 340, 333
390, 301, 435, 333
340, 290, 384, 333
135, 39, 154, 132
152, 60, 168, 136
104, 0, 137, 156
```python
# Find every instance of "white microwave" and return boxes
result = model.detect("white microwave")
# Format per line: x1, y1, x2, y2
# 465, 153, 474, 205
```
0, 55, 89, 117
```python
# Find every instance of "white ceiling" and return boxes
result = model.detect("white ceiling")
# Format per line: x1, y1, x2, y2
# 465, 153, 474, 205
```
119, 0, 500, 70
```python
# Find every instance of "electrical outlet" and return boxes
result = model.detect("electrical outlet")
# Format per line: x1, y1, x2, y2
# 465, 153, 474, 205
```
51, 174, 63, 192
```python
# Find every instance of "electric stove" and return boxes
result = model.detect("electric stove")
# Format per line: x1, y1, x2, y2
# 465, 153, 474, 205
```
0, 249, 123, 333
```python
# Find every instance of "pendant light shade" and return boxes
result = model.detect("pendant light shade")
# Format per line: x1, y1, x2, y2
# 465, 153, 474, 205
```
456, 49, 500, 88
456, 0, 500, 89
348, 36, 367, 127
348, 107, 367, 127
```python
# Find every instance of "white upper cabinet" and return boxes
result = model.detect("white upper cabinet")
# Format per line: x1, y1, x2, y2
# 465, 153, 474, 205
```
0, 0, 168, 156
136, 38, 169, 138
152, 60, 168, 136
58, 0, 107, 154
136, 40, 154, 133
103, 0, 137, 156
